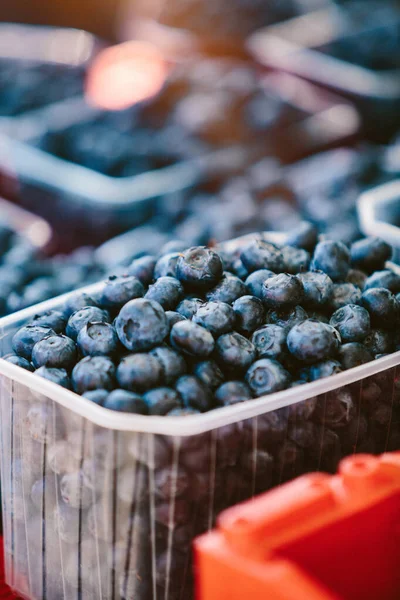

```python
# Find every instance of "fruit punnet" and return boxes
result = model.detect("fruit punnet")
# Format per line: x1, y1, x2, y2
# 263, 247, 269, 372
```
8, 233, 400, 415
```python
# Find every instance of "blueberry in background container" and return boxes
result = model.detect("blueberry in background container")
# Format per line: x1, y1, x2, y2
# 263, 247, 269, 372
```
248, 1, 400, 142
0, 273, 399, 600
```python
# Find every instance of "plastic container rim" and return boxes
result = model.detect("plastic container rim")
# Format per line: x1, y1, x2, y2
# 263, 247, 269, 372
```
358, 179, 400, 246
0, 282, 399, 436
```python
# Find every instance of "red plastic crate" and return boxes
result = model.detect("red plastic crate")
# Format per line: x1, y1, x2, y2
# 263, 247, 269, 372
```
195, 453, 400, 600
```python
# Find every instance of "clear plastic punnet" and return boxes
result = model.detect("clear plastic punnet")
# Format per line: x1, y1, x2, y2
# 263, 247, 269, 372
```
0, 284, 399, 600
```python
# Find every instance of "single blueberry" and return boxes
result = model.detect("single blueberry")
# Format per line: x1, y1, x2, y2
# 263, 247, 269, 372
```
193, 360, 224, 391
338, 343, 374, 369
240, 239, 284, 273
265, 305, 308, 333
144, 387, 182, 415
215, 332, 256, 372
362, 287, 399, 328
77, 321, 120, 358
170, 320, 215, 357
346, 269, 367, 290
233, 295, 264, 334
287, 319, 340, 364
193, 301, 235, 336
282, 245, 310, 274
166, 311, 187, 329
246, 359, 291, 397
115, 298, 169, 351
245, 269, 274, 299
35, 366, 71, 389
251, 324, 287, 361
103, 389, 148, 414
144, 276, 184, 310
205, 272, 248, 304
176, 246, 223, 290
63, 291, 99, 318
329, 283, 362, 311
364, 269, 400, 294
285, 221, 318, 251
100, 275, 144, 312
311, 240, 350, 282
127, 255, 156, 285
308, 360, 342, 381
12, 325, 56, 360
154, 252, 181, 279
175, 375, 213, 412
116, 353, 163, 392
262, 273, 303, 308
32, 334, 77, 370
297, 271, 333, 308
31, 310, 66, 334
72, 356, 116, 393
231, 258, 249, 280
350, 237, 392, 274
176, 297, 204, 319
330, 304, 370, 342
150, 346, 187, 385
215, 381, 252, 406
364, 329, 394, 355
66, 306, 110, 341
60, 471, 94, 509
2, 353, 33, 371
82, 389, 109, 405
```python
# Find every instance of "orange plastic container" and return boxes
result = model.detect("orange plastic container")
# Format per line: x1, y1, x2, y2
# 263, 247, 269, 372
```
195, 453, 400, 600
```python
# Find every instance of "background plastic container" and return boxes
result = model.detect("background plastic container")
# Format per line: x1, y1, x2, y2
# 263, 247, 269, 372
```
248, 1, 400, 142
0, 283, 399, 600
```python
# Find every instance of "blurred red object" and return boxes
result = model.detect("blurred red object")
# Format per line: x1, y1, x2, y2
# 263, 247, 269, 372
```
195, 452, 400, 600
0, 541, 19, 600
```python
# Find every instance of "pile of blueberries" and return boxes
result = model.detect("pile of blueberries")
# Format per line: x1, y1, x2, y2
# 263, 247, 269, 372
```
0, 60, 84, 117
0, 219, 103, 317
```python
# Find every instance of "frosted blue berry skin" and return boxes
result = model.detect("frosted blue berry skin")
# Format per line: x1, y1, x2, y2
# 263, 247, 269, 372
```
246, 359, 291, 397
287, 319, 340, 364
330, 304, 370, 343
311, 240, 350, 282
170, 320, 215, 357
115, 298, 169, 352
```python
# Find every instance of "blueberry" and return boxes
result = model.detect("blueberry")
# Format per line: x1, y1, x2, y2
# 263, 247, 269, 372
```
262, 273, 303, 309
12, 325, 56, 360
313, 388, 355, 430
232, 295, 264, 334
60, 471, 94, 509
215, 332, 256, 372
265, 305, 308, 332
176, 246, 223, 290
31, 310, 66, 333
175, 375, 213, 412
362, 287, 399, 328
338, 343, 374, 369
32, 334, 77, 370
150, 346, 187, 385
364, 269, 400, 294
159, 240, 187, 256
145, 276, 184, 310
115, 298, 169, 351
193, 301, 235, 336
311, 240, 350, 282
82, 389, 109, 405
31, 476, 58, 511
116, 353, 163, 392
176, 297, 204, 319
231, 258, 249, 280
193, 360, 224, 391
154, 252, 181, 279
246, 359, 291, 397
77, 321, 120, 358
330, 304, 370, 342
297, 271, 333, 308
26, 404, 65, 444
329, 283, 362, 311
63, 291, 99, 318
170, 320, 215, 357
100, 275, 144, 312
66, 306, 110, 341
2, 353, 33, 371
72, 356, 116, 393
245, 269, 274, 298
144, 387, 182, 415
240, 239, 284, 273
350, 237, 392, 274
103, 389, 148, 414
127, 255, 156, 285
308, 359, 342, 381
205, 272, 248, 304
285, 221, 318, 251
346, 269, 367, 290
166, 311, 186, 329
287, 319, 340, 363
35, 366, 71, 389
215, 381, 252, 406
282, 245, 310, 274
364, 329, 394, 355
251, 324, 287, 361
